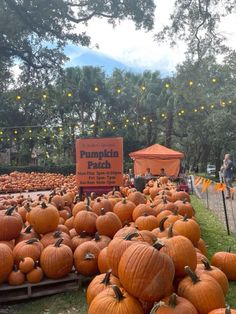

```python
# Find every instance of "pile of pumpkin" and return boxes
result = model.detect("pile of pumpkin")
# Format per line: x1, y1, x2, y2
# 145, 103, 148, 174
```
0, 177, 235, 314
0, 171, 76, 193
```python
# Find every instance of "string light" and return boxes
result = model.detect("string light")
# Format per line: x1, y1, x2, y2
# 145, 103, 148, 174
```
100, 128, 104, 131
107, 121, 111, 125
112, 126, 116, 130
178, 112, 182, 116
181, 110, 185, 114
141, 86, 146, 91
161, 113, 165, 118
150, 119, 153, 122
43, 128, 47, 132
0, 131, 2, 135
94, 87, 99, 92
210, 104, 215, 109
189, 81, 193, 86
117, 89, 121, 94
142, 117, 146, 120
126, 119, 129, 123
228, 100, 232, 104
14, 138, 17, 141
67, 92, 72, 97
16, 95, 21, 100
194, 109, 198, 112
13, 130, 18, 134
212, 78, 217, 83
42, 94, 47, 99
201, 106, 205, 110
165, 83, 170, 89
28, 129, 32, 133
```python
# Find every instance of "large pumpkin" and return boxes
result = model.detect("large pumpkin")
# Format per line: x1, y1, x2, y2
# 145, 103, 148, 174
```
113, 198, 136, 225
0, 207, 23, 241
211, 251, 236, 280
172, 216, 201, 246
96, 210, 122, 238
88, 285, 144, 314
150, 293, 198, 313
73, 207, 98, 235
178, 266, 225, 314
86, 271, 121, 306
118, 242, 175, 301
40, 238, 73, 279
29, 202, 59, 234
13, 238, 44, 265
0, 243, 14, 283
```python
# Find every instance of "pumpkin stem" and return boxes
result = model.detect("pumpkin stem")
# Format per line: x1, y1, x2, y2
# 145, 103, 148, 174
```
122, 198, 127, 204
153, 240, 165, 250
183, 215, 188, 221
85, 205, 91, 211
85, 197, 90, 206
90, 192, 96, 200
53, 231, 62, 238
124, 232, 139, 240
168, 293, 177, 308
101, 270, 112, 285
159, 217, 168, 232
150, 301, 166, 314
26, 238, 39, 244
13, 265, 18, 272
228, 247, 231, 253
201, 258, 212, 271
111, 285, 124, 302
54, 238, 63, 247
167, 224, 174, 238
226, 305, 231, 314
100, 208, 106, 215
41, 202, 48, 209
184, 266, 200, 284
80, 231, 88, 238
5, 207, 15, 216
84, 253, 95, 260
24, 225, 32, 233
94, 232, 101, 241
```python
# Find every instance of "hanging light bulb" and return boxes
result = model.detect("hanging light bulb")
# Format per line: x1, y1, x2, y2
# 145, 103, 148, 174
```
16, 95, 21, 100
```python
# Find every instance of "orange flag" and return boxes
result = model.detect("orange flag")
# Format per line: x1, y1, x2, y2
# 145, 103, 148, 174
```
202, 179, 212, 193
195, 177, 203, 186
215, 182, 226, 191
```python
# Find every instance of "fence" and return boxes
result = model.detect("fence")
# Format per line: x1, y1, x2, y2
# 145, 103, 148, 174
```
191, 175, 236, 235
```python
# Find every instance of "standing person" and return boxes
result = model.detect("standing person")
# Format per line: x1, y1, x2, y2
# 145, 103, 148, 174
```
222, 154, 234, 199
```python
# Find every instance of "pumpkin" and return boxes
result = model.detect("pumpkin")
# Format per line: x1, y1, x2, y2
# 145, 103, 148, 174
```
156, 210, 173, 226
197, 238, 207, 255
72, 232, 92, 251
113, 225, 137, 238
127, 191, 147, 206
86, 271, 121, 306
135, 230, 157, 245
160, 225, 197, 277
8, 266, 25, 286
19, 256, 35, 273
92, 197, 113, 215
96, 209, 122, 238
88, 285, 144, 314
91, 233, 111, 250
211, 251, 236, 280
98, 247, 110, 273
0, 243, 14, 283
72, 200, 92, 217
132, 204, 156, 221
74, 241, 100, 276
0, 207, 23, 241
178, 266, 225, 314
150, 293, 198, 313
29, 202, 59, 234
40, 238, 73, 279
113, 198, 136, 225
118, 242, 175, 301
13, 238, 43, 265
107, 232, 138, 277
208, 307, 236, 314
40, 230, 73, 250
135, 214, 159, 231
196, 258, 229, 295
171, 191, 190, 202
163, 211, 183, 228
73, 207, 98, 235
15, 225, 39, 244
50, 193, 65, 210
172, 216, 201, 246
26, 264, 44, 283
175, 200, 195, 218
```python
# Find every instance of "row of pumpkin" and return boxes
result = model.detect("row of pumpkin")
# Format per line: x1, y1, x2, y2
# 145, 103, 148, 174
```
0, 177, 235, 313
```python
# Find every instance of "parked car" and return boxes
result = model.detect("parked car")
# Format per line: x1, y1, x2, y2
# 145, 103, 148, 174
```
207, 164, 216, 175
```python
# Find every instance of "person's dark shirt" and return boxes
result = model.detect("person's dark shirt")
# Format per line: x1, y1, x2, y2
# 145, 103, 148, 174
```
224, 159, 233, 179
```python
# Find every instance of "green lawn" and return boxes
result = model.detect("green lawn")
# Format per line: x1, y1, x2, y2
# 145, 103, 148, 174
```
4, 196, 236, 313
191, 196, 236, 307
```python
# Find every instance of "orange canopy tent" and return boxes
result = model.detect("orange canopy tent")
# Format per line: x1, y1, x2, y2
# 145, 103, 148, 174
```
129, 144, 184, 177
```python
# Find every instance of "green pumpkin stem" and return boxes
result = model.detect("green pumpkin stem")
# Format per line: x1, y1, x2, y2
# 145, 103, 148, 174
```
150, 301, 165, 314
94, 232, 100, 241
54, 238, 63, 247
24, 225, 32, 233
26, 238, 39, 244
167, 224, 174, 238
153, 240, 165, 250
101, 270, 112, 285
201, 258, 212, 271
184, 266, 200, 284
111, 285, 124, 302
159, 217, 168, 232
85, 197, 90, 206
168, 293, 177, 308
5, 207, 15, 216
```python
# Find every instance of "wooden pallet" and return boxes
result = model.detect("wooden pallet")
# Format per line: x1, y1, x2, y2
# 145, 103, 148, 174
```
0, 273, 86, 303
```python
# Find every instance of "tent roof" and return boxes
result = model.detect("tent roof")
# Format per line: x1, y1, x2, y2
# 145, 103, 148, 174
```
129, 144, 184, 159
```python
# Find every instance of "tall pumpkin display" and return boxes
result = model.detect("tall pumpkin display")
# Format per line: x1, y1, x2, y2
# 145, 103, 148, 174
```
118, 242, 175, 301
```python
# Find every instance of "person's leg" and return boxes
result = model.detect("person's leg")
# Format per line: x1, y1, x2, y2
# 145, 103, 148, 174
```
225, 177, 231, 198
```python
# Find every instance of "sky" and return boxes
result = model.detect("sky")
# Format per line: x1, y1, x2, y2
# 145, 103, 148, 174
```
66, 0, 236, 75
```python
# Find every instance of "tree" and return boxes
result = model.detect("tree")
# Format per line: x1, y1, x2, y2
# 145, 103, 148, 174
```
156, 0, 236, 60
0, 0, 155, 71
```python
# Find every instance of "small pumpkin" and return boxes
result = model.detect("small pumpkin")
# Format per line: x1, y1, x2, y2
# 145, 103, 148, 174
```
8, 265, 25, 286
19, 256, 35, 274
0, 207, 23, 241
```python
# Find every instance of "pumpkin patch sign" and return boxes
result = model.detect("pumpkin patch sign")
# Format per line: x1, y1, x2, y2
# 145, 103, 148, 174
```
76, 137, 123, 187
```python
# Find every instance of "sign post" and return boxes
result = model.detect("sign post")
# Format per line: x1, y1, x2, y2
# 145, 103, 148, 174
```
76, 137, 123, 195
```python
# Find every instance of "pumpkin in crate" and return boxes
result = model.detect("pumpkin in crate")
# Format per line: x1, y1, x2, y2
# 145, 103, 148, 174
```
40, 238, 73, 279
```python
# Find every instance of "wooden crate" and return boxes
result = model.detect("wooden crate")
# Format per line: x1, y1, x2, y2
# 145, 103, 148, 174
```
0, 273, 83, 303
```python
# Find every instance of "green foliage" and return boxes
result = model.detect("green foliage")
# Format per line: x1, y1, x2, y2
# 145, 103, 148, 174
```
0, 164, 75, 176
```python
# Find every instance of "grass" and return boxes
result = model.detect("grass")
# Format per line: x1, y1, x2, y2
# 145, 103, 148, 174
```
4, 196, 236, 312
192, 196, 236, 307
